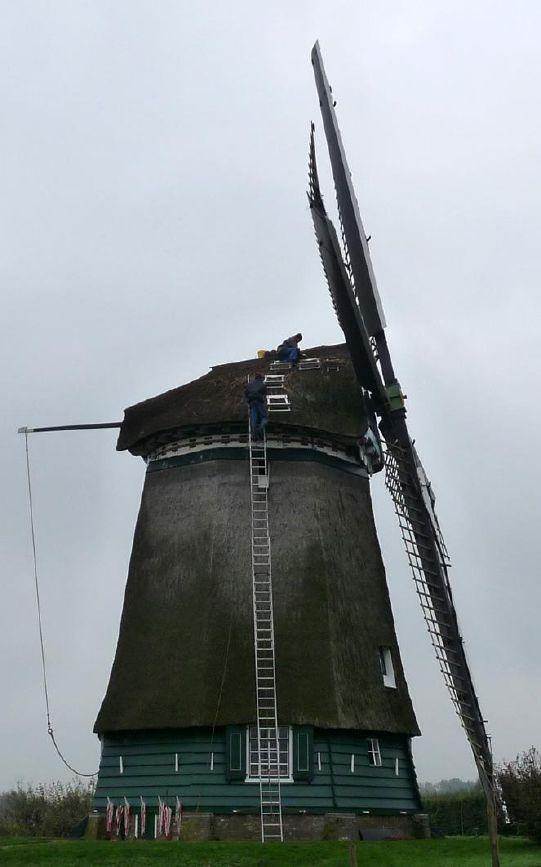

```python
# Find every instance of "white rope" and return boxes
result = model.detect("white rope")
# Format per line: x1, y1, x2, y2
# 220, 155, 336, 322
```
23, 431, 97, 777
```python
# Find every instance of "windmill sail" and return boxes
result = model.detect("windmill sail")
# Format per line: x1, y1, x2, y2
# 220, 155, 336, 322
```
308, 124, 386, 406
311, 40, 386, 339
310, 43, 498, 835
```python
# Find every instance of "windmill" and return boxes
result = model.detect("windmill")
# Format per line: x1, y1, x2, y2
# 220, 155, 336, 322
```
19, 43, 498, 857
309, 41, 499, 866
89, 342, 425, 843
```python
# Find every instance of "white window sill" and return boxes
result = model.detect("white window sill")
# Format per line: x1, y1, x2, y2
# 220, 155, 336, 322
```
244, 777, 294, 784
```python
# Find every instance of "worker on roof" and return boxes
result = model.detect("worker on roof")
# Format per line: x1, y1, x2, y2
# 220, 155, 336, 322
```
245, 373, 268, 441
277, 333, 303, 363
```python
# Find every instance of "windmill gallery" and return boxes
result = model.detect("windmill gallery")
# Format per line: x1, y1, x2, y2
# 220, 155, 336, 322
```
20, 44, 498, 853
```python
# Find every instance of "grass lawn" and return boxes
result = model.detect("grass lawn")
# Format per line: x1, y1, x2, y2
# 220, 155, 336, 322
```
0, 837, 540, 866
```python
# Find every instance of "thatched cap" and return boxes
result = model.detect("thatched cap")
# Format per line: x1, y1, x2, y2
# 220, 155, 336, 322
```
117, 343, 364, 455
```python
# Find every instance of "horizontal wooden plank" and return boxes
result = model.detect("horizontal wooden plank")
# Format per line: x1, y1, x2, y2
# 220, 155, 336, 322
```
101, 745, 224, 758
335, 799, 420, 810
98, 759, 226, 774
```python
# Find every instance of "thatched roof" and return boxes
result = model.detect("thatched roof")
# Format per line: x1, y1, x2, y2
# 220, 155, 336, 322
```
117, 343, 364, 456
95, 458, 419, 736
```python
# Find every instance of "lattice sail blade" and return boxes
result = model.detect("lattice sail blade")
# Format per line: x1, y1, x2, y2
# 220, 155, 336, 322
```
383, 437, 494, 798
311, 41, 386, 337
308, 125, 386, 404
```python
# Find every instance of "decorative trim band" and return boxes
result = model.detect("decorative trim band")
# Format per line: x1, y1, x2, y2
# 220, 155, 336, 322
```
145, 433, 367, 478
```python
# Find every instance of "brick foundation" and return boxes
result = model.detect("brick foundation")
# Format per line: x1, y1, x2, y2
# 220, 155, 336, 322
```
92, 810, 430, 841
211, 812, 428, 841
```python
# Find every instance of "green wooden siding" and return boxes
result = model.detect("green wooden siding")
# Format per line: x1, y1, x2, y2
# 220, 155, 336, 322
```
93, 728, 421, 816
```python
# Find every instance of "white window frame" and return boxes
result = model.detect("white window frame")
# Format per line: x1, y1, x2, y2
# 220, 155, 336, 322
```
368, 738, 382, 767
379, 646, 396, 689
245, 725, 293, 783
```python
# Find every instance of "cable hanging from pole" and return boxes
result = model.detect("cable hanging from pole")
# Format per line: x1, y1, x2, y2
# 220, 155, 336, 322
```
23, 431, 97, 778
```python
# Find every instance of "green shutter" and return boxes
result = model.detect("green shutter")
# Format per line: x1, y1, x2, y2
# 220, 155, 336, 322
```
225, 726, 246, 781
293, 726, 314, 781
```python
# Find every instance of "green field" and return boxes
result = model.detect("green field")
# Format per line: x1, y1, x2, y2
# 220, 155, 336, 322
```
0, 838, 540, 867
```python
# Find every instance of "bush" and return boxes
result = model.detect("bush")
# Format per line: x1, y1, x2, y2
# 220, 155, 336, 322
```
0, 779, 94, 838
498, 747, 541, 843
422, 786, 487, 836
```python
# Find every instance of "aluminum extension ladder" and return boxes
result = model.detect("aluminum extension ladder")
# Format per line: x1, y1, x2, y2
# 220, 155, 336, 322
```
248, 425, 283, 842
247, 360, 320, 841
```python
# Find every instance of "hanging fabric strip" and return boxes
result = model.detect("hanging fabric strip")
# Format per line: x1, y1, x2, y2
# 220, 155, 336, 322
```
106, 798, 114, 834
140, 795, 146, 837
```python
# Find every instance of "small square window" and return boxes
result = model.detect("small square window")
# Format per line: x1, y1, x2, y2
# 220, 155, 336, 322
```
368, 738, 382, 767
379, 647, 396, 688
247, 726, 291, 780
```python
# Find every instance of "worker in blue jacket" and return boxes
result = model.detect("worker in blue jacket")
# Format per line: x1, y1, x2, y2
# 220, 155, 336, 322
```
277, 333, 303, 363
245, 374, 268, 441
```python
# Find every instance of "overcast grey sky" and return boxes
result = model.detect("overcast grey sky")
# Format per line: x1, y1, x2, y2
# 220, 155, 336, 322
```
2, 0, 540, 789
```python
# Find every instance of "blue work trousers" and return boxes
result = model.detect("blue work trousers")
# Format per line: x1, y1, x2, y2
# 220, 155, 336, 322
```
278, 346, 300, 362
249, 400, 268, 438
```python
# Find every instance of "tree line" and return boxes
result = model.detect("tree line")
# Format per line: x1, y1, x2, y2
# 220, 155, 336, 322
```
0, 779, 93, 838
421, 748, 541, 842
